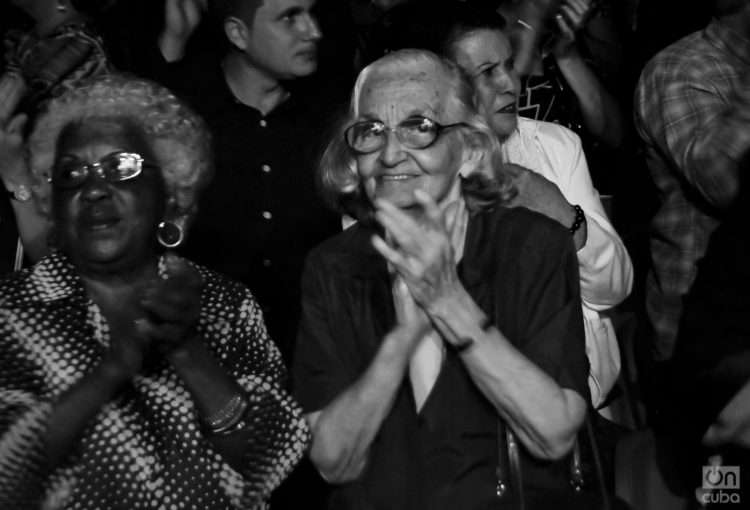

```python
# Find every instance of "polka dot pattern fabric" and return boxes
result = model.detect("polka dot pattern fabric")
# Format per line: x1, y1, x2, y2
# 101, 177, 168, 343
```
0, 251, 309, 509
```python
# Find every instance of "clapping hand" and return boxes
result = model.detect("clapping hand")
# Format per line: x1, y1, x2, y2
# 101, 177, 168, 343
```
371, 190, 462, 316
138, 253, 203, 355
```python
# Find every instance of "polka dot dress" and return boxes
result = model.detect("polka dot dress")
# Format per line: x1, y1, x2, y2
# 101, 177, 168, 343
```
0, 251, 310, 509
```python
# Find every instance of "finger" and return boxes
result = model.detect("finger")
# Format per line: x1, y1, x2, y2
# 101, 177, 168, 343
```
373, 200, 424, 254
141, 286, 199, 321
135, 318, 185, 347
413, 189, 443, 228
565, 0, 586, 18
556, 14, 575, 40
444, 201, 460, 235
6, 113, 27, 135
162, 253, 202, 285
571, 0, 591, 16
371, 234, 413, 274
560, 5, 582, 28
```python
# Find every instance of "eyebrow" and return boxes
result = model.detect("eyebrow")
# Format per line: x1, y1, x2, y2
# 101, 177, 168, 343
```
276, 6, 305, 19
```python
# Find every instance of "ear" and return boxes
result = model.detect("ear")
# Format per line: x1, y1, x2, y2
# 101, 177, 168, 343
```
224, 16, 249, 51
157, 197, 194, 249
457, 130, 486, 178
163, 196, 196, 231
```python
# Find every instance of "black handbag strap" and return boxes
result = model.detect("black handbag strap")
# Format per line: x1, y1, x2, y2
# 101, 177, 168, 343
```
496, 416, 613, 510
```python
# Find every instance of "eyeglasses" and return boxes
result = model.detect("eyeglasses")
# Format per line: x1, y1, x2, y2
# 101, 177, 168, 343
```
51, 151, 158, 189
344, 116, 467, 154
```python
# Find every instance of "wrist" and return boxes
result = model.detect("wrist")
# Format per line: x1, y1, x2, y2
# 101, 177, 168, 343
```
95, 360, 132, 391
165, 333, 201, 365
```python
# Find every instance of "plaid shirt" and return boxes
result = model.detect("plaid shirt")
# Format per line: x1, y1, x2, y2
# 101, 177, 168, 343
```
634, 19, 750, 360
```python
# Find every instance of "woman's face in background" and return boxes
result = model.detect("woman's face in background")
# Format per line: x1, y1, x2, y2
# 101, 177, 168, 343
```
52, 119, 166, 274
354, 60, 466, 210
451, 28, 520, 141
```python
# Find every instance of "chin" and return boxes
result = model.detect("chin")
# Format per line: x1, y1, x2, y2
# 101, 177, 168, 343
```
491, 115, 518, 140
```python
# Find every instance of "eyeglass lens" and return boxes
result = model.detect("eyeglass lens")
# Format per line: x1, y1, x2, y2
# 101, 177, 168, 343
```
53, 152, 144, 188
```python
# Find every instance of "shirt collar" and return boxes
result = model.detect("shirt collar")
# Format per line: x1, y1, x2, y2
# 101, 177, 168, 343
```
706, 18, 750, 66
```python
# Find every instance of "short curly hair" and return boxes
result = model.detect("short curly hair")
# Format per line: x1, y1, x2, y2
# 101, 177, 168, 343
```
27, 73, 213, 215
318, 49, 515, 222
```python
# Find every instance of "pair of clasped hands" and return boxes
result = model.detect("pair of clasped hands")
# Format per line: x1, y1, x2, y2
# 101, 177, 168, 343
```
102, 253, 204, 381
370, 189, 463, 333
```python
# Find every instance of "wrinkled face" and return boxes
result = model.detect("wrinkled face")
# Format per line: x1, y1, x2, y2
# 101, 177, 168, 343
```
354, 61, 466, 210
242, 0, 321, 80
451, 29, 520, 141
52, 119, 166, 274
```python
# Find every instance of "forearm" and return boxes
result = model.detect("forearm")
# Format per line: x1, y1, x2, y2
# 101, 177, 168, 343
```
577, 214, 633, 308
308, 326, 416, 483
512, 3, 548, 75
167, 336, 250, 469
429, 286, 586, 460
8, 200, 50, 262
556, 50, 624, 147
43, 363, 126, 470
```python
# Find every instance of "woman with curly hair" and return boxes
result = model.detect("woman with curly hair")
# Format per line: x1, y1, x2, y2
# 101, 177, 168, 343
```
0, 74, 309, 509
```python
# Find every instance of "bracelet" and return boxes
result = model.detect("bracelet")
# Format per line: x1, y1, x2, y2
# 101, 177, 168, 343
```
201, 394, 248, 434
450, 316, 494, 354
516, 19, 536, 32
569, 205, 585, 235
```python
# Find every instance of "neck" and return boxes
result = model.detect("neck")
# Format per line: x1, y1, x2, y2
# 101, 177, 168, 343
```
222, 53, 289, 115
77, 255, 159, 294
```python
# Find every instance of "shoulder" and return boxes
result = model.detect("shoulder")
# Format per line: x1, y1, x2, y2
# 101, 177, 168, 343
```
0, 267, 35, 309
470, 205, 574, 263
522, 118, 582, 154
305, 222, 374, 268
638, 28, 723, 91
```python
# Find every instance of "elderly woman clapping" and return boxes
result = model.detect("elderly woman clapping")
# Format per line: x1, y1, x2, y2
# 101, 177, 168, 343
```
293, 49, 590, 509
0, 75, 308, 509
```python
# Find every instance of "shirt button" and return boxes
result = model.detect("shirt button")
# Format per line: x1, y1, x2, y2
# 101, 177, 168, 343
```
261, 164, 271, 173
262, 259, 272, 267
262, 210, 272, 220
259, 119, 267, 127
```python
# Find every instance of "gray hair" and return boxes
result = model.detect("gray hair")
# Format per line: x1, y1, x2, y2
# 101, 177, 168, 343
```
318, 49, 515, 221
28, 73, 213, 215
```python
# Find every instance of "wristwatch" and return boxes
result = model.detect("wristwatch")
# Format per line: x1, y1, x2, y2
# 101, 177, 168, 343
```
6, 183, 32, 202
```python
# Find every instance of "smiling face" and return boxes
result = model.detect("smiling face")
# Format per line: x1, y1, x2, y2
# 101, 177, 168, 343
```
451, 28, 520, 141
52, 119, 166, 275
240, 0, 321, 80
354, 60, 466, 210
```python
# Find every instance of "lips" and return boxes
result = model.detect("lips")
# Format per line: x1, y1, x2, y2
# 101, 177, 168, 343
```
496, 103, 517, 114
379, 174, 417, 181
296, 47, 318, 59
78, 207, 121, 230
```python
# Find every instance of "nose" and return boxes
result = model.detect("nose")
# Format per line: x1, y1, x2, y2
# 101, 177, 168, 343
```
301, 13, 322, 41
493, 66, 518, 95
378, 129, 406, 167
79, 172, 112, 202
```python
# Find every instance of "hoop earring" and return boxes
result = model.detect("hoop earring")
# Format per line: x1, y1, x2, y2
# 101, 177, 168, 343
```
157, 220, 184, 248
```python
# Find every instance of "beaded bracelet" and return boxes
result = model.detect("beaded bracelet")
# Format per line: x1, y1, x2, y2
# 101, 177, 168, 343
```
569, 205, 586, 235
